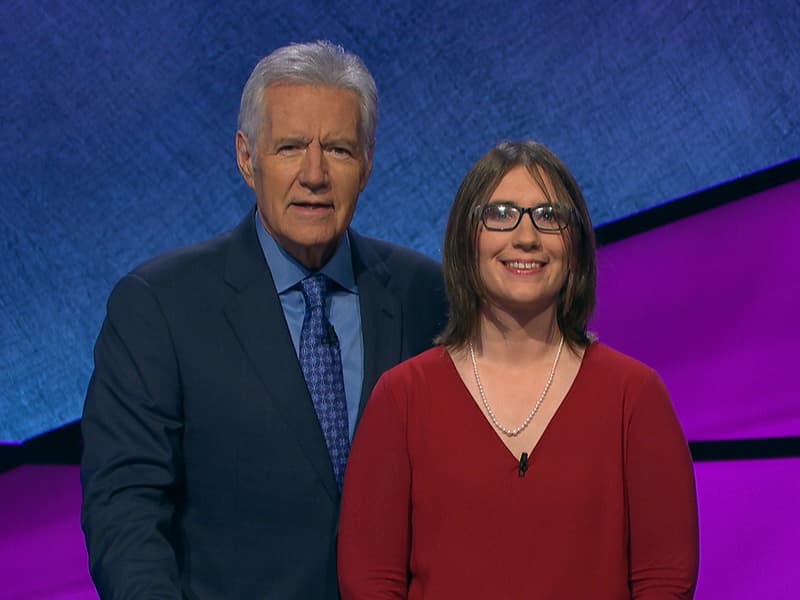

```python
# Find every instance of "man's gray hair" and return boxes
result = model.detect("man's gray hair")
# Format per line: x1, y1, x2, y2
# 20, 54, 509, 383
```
238, 40, 378, 158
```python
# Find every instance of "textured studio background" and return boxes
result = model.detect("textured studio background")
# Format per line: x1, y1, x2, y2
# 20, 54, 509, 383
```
3, 1, 799, 442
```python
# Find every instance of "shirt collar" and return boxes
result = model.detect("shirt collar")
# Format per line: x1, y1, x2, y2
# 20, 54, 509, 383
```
254, 211, 356, 293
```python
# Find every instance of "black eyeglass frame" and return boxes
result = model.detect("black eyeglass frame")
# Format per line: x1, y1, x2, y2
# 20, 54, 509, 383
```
476, 202, 573, 233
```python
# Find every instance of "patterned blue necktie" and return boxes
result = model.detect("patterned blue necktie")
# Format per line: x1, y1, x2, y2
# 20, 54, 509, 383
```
299, 273, 350, 490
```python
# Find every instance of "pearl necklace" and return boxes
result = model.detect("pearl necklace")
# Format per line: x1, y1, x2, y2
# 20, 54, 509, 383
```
468, 335, 565, 437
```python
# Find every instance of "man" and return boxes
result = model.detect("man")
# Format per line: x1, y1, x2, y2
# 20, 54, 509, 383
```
81, 40, 446, 599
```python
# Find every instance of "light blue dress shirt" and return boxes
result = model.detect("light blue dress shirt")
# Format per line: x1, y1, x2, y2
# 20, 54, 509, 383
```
255, 213, 364, 439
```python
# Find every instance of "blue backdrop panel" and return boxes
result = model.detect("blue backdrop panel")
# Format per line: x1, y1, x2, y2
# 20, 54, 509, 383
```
2, 0, 799, 441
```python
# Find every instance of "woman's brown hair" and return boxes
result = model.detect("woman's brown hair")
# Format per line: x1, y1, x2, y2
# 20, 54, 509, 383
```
436, 141, 596, 351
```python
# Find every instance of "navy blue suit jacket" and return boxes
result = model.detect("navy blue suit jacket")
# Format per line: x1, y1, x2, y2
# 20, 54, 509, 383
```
81, 210, 447, 599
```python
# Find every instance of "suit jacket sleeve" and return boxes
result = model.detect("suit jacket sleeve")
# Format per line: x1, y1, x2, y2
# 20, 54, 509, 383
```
81, 273, 183, 599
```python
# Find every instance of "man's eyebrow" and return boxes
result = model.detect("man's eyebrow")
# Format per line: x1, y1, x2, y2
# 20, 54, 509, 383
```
270, 135, 309, 146
321, 136, 359, 147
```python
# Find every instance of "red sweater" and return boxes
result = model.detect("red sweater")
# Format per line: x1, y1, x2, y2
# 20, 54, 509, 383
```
338, 343, 698, 599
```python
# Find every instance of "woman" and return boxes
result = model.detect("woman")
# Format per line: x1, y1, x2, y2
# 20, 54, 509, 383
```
338, 141, 699, 599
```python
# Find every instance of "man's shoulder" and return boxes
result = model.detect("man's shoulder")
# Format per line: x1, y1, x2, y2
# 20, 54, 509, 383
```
128, 212, 253, 288
350, 231, 440, 278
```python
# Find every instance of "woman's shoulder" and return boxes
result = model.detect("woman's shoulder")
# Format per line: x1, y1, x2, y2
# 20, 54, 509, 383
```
379, 346, 454, 386
366, 346, 459, 420
582, 341, 664, 391
584, 341, 656, 374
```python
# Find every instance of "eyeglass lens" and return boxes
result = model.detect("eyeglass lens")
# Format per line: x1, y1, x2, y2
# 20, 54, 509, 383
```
482, 203, 567, 231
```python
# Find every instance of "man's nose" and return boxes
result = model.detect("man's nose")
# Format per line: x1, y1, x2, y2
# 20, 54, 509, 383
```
299, 144, 328, 190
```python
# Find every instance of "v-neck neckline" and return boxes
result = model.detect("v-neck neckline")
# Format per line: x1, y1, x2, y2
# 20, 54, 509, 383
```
444, 343, 592, 467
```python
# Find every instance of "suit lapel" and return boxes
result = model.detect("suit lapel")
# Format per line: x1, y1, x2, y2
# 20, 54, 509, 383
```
221, 212, 339, 502
350, 232, 403, 418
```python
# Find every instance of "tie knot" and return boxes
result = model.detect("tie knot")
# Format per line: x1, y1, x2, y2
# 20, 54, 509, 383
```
300, 273, 329, 310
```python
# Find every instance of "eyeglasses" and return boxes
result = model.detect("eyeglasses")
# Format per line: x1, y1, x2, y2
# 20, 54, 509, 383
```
478, 202, 571, 232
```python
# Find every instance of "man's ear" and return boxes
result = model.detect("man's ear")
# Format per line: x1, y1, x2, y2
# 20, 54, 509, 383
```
235, 131, 255, 189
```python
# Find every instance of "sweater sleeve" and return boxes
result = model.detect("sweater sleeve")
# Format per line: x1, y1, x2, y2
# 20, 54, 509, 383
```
338, 372, 411, 599
625, 370, 699, 599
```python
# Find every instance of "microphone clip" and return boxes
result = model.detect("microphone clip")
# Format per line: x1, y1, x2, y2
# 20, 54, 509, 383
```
518, 452, 529, 477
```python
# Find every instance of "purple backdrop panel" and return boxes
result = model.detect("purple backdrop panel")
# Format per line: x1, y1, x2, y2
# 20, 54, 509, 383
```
694, 458, 800, 599
592, 179, 800, 441
0, 465, 96, 600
